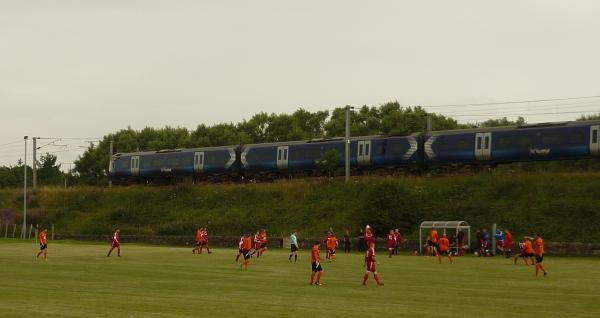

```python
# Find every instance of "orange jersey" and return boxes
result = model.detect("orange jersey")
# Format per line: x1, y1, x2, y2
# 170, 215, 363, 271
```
535, 237, 544, 255
430, 230, 439, 243
311, 246, 320, 262
524, 240, 534, 254
242, 237, 252, 250
326, 236, 338, 250
195, 230, 202, 241
38, 232, 47, 245
438, 237, 450, 251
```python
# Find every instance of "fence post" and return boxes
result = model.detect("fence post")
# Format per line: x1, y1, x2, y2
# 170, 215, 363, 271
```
34, 228, 38, 243
51, 224, 54, 241
4, 224, 8, 238
28, 224, 33, 239
13, 224, 17, 238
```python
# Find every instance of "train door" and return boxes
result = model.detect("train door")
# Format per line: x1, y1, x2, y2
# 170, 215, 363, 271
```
130, 156, 140, 176
194, 152, 204, 173
357, 140, 371, 165
277, 146, 289, 169
591, 125, 600, 155
475, 133, 492, 161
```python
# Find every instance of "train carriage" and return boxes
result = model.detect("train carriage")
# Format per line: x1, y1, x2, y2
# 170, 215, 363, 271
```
240, 134, 420, 178
109, 146, 239, 183
423, 120, 600, 166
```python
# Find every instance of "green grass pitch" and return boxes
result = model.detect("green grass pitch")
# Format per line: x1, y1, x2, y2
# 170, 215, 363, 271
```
1, 239, 599, 318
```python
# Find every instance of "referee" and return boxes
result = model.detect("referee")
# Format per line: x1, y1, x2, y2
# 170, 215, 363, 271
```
289, 230, 299, 262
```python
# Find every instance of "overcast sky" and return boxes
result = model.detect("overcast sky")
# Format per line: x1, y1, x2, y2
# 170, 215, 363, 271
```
1, 0, 599, 167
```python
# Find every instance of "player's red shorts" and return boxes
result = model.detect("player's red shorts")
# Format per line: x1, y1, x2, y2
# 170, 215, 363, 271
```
112, 241, 120, 248
366, 261, 376, 272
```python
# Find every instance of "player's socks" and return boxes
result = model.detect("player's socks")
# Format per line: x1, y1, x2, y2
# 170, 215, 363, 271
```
294, 255, 297, 262
235, 254, 240, 262
374, 273, 382, 286
316, 272, 322, 284
362, 273, 369, 285
289, 254, 292, 261
310, 273, 315, 285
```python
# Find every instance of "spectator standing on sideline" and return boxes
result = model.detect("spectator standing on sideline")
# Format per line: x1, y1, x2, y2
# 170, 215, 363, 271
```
343, 228, 351, 254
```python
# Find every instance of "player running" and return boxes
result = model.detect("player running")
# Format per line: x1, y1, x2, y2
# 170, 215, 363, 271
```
235, 234, 244, 262
326, 233, 338, 262
240, 233, 252, 270
259, 229, 268, 256
437, 234, 454, 264
36, 228, 48, 260
107, 228, 121, 257
504, 229, 513, 258
428, 228, 439, 256
193, 227, 202, 254
310, 241, 324, 286
514, 237, 534, 265
289, 230, 299, 262
387, 230, 396, 258
198, 227, 211, 254
534, 234, 548, 277
363, 242, 383, 286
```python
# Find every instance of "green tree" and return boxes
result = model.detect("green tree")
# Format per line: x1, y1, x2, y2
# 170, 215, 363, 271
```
316, 149, 341, 177
37, 153, 64, 186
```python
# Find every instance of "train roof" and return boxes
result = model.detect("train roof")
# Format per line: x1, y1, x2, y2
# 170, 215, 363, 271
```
425, 120, 600, 136
241, 133, 422, 148
113, 145, 237, 157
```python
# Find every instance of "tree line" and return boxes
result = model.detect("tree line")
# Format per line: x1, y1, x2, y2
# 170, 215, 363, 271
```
0, 101, 597, 187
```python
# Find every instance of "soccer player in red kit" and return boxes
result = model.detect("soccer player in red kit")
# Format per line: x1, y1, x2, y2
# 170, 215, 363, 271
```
36, 228, 48, 260
394, 229, 402, 255
364, 225, 374, 251
387, 230, 396, 258
310, 242, 323, 286
363, 242, 383, 286
504, 229, 513, 258
259, 229, 268, 256
199, 227, 211, 254
235, 234, 244, 262
107, 228, 121, 257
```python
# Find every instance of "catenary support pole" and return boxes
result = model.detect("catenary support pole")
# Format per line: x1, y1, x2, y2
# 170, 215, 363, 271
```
22, 136, 28, 239
32, 137, 37, 189
344, 106, 353, 182
109, 140, 113, 188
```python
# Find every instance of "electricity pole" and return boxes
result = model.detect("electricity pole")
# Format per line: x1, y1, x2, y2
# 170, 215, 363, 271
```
22, 136, 28, 239
32, 137, 37, 189
345, 106, 354, 182
109, 140, 113, 188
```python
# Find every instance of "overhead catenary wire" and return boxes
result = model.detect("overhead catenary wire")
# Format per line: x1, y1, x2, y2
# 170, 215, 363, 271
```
422, 95, 600, 108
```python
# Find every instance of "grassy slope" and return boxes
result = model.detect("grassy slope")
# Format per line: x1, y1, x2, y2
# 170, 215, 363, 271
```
0, 240, 599, 318
0, 171, 599, 241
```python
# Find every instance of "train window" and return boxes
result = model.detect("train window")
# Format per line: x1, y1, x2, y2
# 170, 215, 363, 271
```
278, 150, 282, 161
593, 130, 598, 144
484, 136, 489, 149
476, 137, 482, 150
154, 158, 166, 167
117, 159, 130, 170
283, 149, 288, 160
365, 143, 370, 156
519, 135, 535, 147
542, 134, 562, 145
304, 147, 322, 160
373, 143, 384, 155
167, 158, 179, 166
359, 144, 363, 156
456, 139, 470, 151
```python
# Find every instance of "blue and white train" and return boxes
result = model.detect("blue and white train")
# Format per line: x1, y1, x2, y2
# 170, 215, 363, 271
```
109, 120, 600, 183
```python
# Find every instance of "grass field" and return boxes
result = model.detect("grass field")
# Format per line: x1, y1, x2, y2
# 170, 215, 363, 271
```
1, 240, 599, 318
